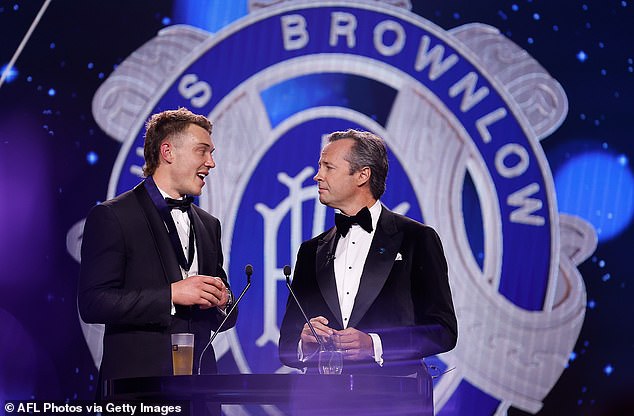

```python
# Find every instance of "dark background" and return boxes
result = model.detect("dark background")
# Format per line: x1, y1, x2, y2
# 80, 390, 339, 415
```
0, 1, 632, 415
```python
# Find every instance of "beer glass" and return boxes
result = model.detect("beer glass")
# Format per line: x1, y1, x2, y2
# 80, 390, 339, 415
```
171, 333, 194, 375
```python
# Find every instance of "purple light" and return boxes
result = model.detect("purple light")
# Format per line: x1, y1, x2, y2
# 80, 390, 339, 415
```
577, 50, 588, 62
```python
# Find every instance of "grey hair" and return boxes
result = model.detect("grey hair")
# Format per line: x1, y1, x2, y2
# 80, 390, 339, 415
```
326, 129, 388, 199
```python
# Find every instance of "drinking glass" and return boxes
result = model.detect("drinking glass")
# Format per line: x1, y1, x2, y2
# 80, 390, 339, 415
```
318, 335, 343, 375
171, 333, 194, 375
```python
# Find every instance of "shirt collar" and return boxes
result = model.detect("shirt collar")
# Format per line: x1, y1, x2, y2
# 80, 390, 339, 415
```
335, 200, 382, 231
368, 200, 382, 230
155, 183, 184, 201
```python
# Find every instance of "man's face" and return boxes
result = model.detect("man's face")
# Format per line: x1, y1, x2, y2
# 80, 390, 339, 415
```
168, 124, 215, 197
313, 139, 359, 212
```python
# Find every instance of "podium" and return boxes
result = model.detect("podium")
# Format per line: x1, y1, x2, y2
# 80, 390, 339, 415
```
104, 373, 433, 415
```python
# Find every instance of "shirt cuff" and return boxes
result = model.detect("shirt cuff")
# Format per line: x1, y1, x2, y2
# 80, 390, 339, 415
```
369, 333, 384, 366
297, 339, 319, 365
298, 339, 307, 362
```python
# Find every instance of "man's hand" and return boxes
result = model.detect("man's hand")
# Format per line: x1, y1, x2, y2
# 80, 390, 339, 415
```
171, 275, 228, 309
334, 327, 374, 360
300, 316, 333, 357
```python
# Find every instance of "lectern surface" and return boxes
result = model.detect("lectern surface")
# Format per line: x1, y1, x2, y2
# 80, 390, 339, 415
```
104, 373, 432, 415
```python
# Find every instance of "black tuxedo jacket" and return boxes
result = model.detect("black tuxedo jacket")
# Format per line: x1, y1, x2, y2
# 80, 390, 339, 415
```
79, 181, 236, 383
279, 207, 457, 375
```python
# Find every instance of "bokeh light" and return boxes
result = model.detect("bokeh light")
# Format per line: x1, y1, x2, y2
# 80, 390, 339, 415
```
0, 64, 18, 83
555, 151, 634, 241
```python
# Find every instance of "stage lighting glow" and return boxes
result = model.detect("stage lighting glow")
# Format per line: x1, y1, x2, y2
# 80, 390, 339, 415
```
172, 0, 246, 32
0, 64, 18, 83
86, 151, 98, 165
555, 150, 634, 241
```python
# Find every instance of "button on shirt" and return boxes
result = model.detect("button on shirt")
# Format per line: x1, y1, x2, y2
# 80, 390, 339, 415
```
333, 200, 384, 365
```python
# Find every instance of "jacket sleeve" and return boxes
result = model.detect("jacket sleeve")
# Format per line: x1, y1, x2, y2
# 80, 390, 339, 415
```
78, 203, 172, 327
206, 218, 238, 332
278, 238, 342, 370
379, 226, 458, 361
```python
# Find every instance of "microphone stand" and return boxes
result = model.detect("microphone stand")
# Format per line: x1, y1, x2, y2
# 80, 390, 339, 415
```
197, 264, 253, 375
283, 265, 325, 351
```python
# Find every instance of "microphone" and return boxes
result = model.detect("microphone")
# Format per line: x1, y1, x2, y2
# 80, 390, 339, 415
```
197, 264, 253, 375
283, 264, 325, 351
326, 252, 336, 263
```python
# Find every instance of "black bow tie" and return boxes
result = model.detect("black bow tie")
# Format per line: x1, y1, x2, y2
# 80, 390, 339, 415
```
335, 207, 373, 237
165, 196, 194, 212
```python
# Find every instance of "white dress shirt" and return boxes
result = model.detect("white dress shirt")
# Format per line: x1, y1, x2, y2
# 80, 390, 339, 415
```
158, 188, 229, 316
157, 187, 198, 315
157, 187, 198, 279
298, 201, 385, 366
333, 200, 384, 366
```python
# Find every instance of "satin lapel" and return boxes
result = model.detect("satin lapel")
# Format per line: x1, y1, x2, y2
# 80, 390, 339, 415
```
348, 208, 403, 328
133, 183, 182, 284
190, 206, 209, 274
316, 228, 343, 328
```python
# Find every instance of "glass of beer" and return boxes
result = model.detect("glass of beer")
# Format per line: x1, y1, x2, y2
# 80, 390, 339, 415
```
171, 333, 194, 375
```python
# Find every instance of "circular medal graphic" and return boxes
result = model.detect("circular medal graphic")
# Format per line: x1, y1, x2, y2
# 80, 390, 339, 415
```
76, 2, 597, 414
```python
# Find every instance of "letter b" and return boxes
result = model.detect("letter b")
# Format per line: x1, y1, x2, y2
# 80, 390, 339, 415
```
281, 14, 309, 50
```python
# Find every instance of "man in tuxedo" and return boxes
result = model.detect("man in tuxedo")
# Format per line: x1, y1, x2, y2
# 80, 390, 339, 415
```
279, 129, 457, 377
79, 108, 235, 389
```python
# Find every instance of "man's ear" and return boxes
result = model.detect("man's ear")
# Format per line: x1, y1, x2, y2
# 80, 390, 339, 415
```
159, 141, 173, 163
356, 166, 371, 187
